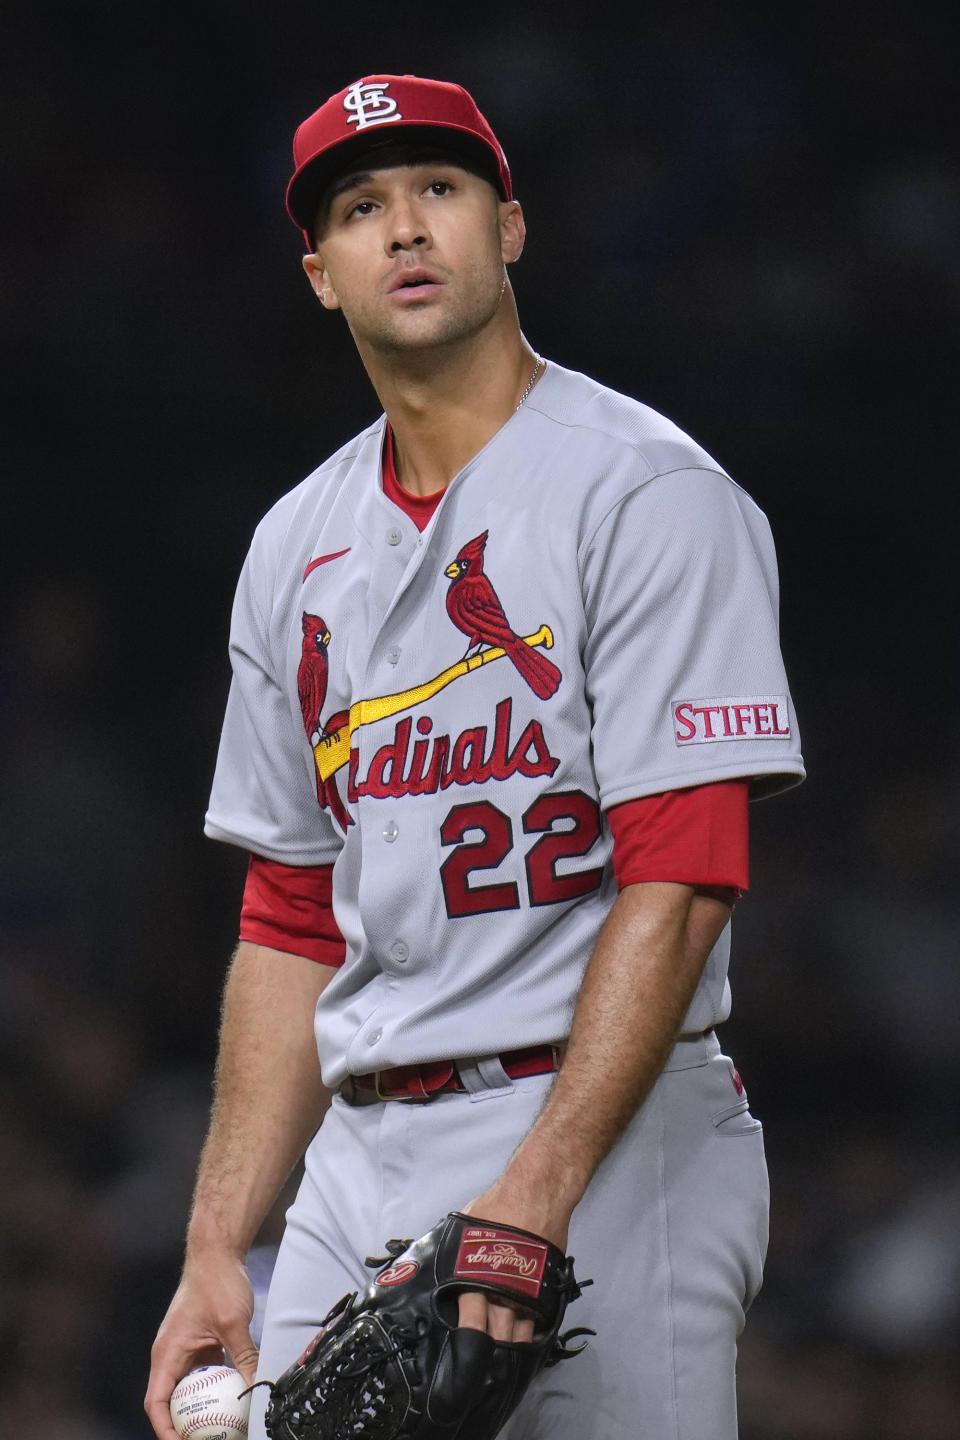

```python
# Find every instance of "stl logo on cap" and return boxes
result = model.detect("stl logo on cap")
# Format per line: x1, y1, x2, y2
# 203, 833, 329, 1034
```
343, 80, 403, 131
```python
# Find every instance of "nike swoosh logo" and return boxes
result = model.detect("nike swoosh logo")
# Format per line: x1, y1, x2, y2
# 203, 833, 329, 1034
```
302, 547, 351, 582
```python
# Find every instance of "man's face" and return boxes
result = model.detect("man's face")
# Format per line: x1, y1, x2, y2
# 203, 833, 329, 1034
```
303, 159, 525, 356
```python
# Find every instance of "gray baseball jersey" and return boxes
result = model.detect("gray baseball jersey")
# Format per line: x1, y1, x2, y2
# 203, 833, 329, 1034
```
205, 359, 804, 1089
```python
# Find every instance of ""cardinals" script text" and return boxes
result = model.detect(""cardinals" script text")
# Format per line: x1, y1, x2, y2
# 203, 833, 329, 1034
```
347, 697, 560, 801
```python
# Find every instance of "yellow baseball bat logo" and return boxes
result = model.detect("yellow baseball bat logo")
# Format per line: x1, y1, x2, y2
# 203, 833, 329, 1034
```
314, 625, 554, 781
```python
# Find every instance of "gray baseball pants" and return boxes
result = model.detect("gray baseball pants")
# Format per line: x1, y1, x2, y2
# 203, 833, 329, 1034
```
247, 1030, 768, 1440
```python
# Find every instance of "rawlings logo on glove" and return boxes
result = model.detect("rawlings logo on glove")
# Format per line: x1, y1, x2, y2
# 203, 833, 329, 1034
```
262, 1211, 592, 1440
453, 1229, 548, 1294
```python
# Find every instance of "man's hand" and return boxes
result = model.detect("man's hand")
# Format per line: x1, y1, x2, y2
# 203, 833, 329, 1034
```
456, 1184, 573, 1344
144, 1250, 258, 1440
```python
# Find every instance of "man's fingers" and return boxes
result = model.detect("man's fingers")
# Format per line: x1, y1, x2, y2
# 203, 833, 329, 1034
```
457, 1292, 535, 1343
145, 1400, 181, 1440
486, 1299, 517, 1343
488, 1300, 535, 1343
145, 1333, 250, 1440
145, 1354, 196, 1440
224, 1330, 260, 1387
145, 1343, 189, 1440
457, 1291, 488, 1332
144, 1389, 181, 1440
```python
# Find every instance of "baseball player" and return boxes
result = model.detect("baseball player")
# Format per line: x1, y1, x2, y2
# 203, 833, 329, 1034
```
146, 74, 804, 1440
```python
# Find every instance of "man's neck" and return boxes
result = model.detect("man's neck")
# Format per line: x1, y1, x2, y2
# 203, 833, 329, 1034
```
361, 322, 540, 498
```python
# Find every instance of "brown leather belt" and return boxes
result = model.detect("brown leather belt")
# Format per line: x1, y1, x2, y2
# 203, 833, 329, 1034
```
350, 1044, 565, 1101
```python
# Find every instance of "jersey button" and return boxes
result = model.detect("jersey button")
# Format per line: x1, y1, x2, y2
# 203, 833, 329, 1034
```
382, 820, 399, 843
391, 941, 409, 964
386, 527, 403, 546
367, 1028, 383, 1046
386, 645, 401, 666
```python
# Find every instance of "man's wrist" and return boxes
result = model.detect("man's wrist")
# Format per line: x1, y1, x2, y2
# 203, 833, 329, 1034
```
499, 1131, 591, 1219
185, 1205, 256, 1261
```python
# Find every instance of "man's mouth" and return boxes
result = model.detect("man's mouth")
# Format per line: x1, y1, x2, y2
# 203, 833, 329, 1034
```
389, 269, 443, 295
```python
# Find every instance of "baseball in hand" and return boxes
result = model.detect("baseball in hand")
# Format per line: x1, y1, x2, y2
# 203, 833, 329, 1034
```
170, 1365, 250, 1440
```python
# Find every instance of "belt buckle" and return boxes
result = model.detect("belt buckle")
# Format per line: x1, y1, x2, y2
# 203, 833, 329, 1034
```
375, 1062, 455, 1102
375, 1067, 427, 1102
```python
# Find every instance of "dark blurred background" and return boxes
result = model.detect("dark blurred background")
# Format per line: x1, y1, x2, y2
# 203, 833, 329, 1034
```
2, 2, 958, 1435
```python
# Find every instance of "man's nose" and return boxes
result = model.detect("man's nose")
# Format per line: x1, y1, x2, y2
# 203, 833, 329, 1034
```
387, 200, 430, 252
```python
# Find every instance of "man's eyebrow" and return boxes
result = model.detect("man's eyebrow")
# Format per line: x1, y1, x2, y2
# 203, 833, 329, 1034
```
328, 171, 376, 202
327, 157, 468, 205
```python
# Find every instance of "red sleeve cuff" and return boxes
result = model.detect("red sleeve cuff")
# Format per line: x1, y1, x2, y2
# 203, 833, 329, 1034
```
240, 855, 346, 967
607, 780, 749, 893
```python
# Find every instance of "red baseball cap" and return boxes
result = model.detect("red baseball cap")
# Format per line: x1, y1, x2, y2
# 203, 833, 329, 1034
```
286, 74, 513, 246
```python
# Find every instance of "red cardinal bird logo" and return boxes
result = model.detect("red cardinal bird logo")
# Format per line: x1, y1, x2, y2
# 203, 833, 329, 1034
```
297, 612, 331, 743
297, 612, 352, 830
444, 531, 561, 700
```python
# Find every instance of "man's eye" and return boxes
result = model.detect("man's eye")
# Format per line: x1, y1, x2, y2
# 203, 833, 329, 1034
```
427, 180, 453, 196
348, 200, 376, 218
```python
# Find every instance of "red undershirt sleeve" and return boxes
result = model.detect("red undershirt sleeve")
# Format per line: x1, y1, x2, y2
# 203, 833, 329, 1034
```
239, 854, 346, 967
607, 779, 750, 894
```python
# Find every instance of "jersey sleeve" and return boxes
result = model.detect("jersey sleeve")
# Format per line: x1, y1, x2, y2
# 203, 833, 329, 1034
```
204, 536, 343, 866
581, 466, 804, 808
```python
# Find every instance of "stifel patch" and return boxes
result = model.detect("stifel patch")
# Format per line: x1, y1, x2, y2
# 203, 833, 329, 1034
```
673, 695, 790, 746
454, 1226, 548, 1299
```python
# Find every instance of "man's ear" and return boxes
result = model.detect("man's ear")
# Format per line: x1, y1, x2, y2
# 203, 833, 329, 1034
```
302, 252, 340, 310
499, 201, 526, 265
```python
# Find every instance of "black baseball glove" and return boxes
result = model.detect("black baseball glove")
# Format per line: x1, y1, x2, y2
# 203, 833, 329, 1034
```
262, 1211, 592, 1440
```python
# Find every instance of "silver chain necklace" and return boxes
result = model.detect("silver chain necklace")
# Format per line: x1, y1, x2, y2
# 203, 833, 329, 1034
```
515, 354, 544, 411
